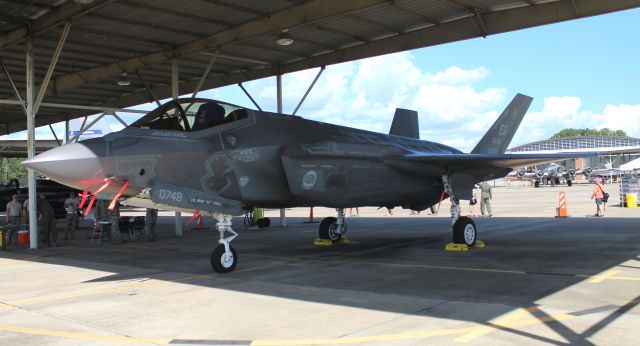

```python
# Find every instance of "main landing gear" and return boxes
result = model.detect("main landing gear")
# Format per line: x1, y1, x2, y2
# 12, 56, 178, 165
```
318, 208, 347, 242
211, 213, 238, 273
442, 175, 479, 248
452, 216, 477, 247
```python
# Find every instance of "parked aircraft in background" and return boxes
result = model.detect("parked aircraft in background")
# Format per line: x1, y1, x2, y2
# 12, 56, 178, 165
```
508, 162, 621, 187
25, 93, 583, 273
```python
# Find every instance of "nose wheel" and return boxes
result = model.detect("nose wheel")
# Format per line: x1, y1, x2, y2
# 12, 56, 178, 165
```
211, 213, 238, 273
211, 244, 237, 273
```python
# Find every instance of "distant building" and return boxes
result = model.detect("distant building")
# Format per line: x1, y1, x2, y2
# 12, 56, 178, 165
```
508, 136, 640, 171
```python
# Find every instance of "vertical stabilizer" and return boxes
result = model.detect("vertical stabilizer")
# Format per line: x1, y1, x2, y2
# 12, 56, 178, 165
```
471, 93, 533, 154
389, 108, 419, 139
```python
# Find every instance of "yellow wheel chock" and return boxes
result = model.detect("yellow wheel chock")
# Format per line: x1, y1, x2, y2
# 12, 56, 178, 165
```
445, 240, 486, 251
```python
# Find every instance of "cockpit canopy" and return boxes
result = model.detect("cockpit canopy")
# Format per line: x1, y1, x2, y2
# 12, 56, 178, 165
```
130, 98, 249, 132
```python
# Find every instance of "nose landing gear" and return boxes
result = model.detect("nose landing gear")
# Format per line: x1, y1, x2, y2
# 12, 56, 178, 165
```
210, 213, 238, 273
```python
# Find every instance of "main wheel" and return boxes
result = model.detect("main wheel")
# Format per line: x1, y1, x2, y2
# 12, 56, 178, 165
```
452, 216, 477, 247
534, 181, 540, 188
567, 179, 573, 187
210, 244, 237, 273
319, 217, 342, 242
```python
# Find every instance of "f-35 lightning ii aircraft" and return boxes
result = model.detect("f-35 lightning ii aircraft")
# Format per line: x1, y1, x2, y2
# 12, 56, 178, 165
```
24, 93, 580, 273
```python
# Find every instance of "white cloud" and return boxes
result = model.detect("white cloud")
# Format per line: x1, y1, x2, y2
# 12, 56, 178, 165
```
595, 104, 640, 134
512, 97, 640, 147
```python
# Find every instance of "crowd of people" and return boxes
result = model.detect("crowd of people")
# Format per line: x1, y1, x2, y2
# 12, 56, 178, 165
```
3, 193, 159, 247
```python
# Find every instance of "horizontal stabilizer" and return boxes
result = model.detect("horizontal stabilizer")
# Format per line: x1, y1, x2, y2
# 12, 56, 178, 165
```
472, 93, 532, 154
389, 108, 419, 139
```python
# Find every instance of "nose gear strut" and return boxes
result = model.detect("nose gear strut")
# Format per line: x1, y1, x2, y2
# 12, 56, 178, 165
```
210, 213, 238, 273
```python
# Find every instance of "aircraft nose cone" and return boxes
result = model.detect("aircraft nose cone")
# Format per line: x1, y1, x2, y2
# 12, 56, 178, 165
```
23, 141, 107, 190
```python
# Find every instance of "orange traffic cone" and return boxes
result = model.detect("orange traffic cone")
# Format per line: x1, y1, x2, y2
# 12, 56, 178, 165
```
195, 215, 206, 229
557, 191, 568, 218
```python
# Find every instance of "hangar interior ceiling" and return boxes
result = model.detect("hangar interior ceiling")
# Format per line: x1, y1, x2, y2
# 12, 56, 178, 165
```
1, 0, 639, 135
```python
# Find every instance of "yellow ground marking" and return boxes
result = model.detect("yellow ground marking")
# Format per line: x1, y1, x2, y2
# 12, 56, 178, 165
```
454, 306, 539, 343
0, 324, 170, 344
365, 261, 526, 275
589, 270, 621, 283
364, 262, 640, 282
0, 308, 580, 345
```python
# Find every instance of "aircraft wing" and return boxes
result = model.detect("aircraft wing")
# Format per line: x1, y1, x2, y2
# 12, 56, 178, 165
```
384, 152, 594, 199
398, 152, 592, 170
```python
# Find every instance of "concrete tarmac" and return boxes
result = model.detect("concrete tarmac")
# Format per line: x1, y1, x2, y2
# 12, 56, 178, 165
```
0, 183, 638, 345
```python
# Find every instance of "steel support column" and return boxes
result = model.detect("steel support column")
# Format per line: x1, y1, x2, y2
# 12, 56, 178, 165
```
192, 52, 218, 98
292, 66, 325, 116
1, 59, 26, 114
49, 124, 61, 146
70, 112, 106, 142
136, 70, 161, 107
238, 83, 262, 111
65, 119, 69, 143
26, 32, 37, 249
34, 22, 71, 115
172, 58, 183, 237
111, 112, 128, 127
277, 73, 286, 227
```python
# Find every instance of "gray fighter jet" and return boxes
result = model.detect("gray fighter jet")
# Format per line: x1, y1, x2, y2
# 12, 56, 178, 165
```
24, 93, 579, 273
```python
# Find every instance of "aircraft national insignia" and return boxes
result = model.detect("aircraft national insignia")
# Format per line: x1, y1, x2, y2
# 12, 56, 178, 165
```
302, 170, 318, 190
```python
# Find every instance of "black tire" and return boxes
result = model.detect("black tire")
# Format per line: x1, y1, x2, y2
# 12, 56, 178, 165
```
319, 217, 342, 242
256, 217, 270, 228
452, 216, 477, 246
567, 179, 573, 187
555, 178, 561, 185
550, 179, 555, 187
534, 181, 540, 188
210, 244, 237, 273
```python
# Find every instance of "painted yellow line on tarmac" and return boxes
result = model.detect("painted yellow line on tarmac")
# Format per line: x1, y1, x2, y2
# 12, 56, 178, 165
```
252, 310, 575, 346
365, 261, 525, 275
0, 309, 577, 345
365, 262, 640, 283
0, 324, 170, 344
454, 306, 538, 343
589, 270, 621, 283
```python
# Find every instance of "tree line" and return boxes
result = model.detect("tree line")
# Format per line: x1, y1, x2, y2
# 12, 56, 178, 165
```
549, 128, 628, 139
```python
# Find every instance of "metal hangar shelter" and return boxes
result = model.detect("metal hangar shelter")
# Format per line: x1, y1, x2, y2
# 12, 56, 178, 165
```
1, 0, 640, 249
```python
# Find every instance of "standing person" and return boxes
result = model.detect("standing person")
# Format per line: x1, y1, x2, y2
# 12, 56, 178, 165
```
63, 192, 80, 240
109, 201, 123, 244
349, 207, 359, 216
145, 208, 158, 241
37, 193, 57, 247
478, 181, 493, 217
591, 178, 606, 217
5, 194, 22, 244
469, 185, 479, 217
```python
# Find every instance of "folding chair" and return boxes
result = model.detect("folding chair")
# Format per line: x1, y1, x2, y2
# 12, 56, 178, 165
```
119, 216, 135, 241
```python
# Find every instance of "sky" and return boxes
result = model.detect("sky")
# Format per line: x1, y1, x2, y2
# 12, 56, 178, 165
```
5, 7, 640, 152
